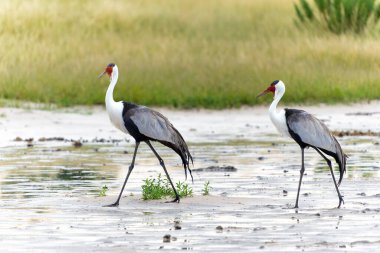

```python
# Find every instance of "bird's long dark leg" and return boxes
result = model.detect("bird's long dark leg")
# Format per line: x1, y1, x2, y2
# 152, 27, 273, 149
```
146, 141, 180, 203
314, 148, 344, 208
104, 142, 140, 207
295, 148, 305, 208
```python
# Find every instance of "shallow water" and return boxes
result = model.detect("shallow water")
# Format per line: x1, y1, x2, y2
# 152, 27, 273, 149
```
1, 104, 380, 252
1, 134, 380, 252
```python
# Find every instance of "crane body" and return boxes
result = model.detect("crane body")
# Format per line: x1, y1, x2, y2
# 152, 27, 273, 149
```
99, 63, 193, 206
258, 80, 346, 208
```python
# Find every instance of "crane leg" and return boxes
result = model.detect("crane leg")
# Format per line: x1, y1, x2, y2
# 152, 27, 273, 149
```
314, 148, 344, 208
104, 142, 140, 207
295, 148, 305, 208
146, 141, 180, 203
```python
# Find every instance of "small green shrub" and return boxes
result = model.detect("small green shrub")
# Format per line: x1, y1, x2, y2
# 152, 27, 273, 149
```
202, 181, 212, 196
175, 181, 193, 198
294, 0, 380, 34
98, 185, 108, 197
141, 174, 193, 200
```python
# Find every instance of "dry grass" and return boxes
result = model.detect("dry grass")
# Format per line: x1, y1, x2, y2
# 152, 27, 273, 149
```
0, 0, 379, 108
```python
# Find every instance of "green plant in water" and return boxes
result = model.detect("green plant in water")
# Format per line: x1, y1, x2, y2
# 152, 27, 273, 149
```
294, 0, 380, 34
98, 185, 108, 197
202, 181, 212, 196
141, 174, 193, 200
176, 181, 193, 198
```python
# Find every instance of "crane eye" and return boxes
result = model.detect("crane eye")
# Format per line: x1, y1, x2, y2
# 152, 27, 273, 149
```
272, 80, 279, 85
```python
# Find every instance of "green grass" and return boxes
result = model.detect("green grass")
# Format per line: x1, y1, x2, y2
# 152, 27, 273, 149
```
0, 0, 380, 108
141, 174, 193, 200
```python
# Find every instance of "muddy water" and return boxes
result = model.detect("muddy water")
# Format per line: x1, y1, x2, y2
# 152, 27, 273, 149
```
1, 104, 380, 252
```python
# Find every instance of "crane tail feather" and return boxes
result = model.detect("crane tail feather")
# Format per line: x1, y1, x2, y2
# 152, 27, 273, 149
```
157, 126, 194, 182
171, 127, 194, 182
180, 145, 194, 182
337, 153, 347, 186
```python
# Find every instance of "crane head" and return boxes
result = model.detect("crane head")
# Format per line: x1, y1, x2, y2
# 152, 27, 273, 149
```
98, 63, 116, 79
257, 80, 280, 98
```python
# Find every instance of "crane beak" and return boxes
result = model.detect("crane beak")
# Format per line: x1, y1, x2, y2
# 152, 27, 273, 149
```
98, 71, 106, 79
256, 89, 270, 98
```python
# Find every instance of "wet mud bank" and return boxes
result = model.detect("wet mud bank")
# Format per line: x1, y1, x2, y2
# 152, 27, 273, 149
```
1, 102, 380, 252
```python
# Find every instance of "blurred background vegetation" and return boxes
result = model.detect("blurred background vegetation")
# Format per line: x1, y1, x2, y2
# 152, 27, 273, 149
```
0, 0, 379, 108
295, 0, 380, 34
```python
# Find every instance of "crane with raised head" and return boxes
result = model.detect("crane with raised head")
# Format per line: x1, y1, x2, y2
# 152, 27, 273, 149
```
257, 80, 347, 208
99, 63, 193, 207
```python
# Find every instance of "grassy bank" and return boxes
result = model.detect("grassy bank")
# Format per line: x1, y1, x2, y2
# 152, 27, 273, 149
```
0, 0, 379, 108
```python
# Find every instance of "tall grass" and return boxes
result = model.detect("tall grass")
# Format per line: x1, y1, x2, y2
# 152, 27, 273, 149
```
0, 0, 379, 108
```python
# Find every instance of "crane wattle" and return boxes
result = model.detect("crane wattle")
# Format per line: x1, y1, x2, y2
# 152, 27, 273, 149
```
267, 85, 275, 94
106, 66, 113, 76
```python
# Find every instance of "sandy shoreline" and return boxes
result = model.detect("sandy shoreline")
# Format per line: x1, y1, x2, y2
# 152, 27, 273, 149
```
1, 101, 380, 147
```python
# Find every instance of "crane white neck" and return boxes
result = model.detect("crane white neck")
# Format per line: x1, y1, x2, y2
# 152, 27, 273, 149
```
106, 65, 119, 106
104, 65, 129, 135
268, 81, 290, 137
269, 81, 286, 114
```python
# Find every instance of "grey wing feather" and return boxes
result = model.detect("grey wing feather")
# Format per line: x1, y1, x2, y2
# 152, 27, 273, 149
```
286, 109, 347, 185
130, 107, 176, 144
287, 110, 338, 153
129, 106, 194, 180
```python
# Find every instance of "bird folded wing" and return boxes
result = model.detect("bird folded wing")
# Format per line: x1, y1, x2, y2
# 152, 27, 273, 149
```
288, 111, 337, 153
130, 108, 176, 144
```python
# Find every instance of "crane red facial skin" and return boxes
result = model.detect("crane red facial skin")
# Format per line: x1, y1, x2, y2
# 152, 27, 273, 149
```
105, 66, 113, 76
98, 65, 114, 79
257, 84, 276, 98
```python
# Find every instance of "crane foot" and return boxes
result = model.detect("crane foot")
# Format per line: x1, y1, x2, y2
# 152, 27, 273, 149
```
166, 196, 180, 203
337, 196, 344, 208
103, 202, 119, 207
